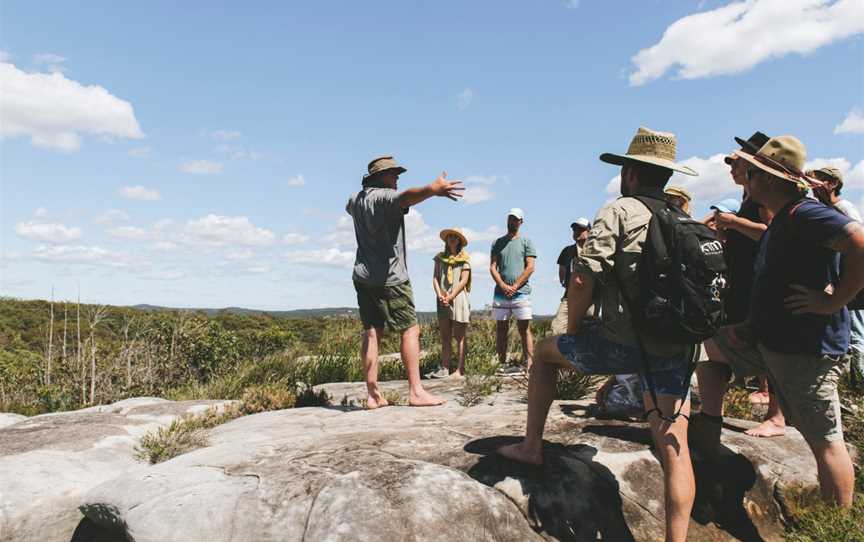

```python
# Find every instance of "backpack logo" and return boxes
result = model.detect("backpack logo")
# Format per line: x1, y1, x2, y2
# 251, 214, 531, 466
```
700, 240, 723, 255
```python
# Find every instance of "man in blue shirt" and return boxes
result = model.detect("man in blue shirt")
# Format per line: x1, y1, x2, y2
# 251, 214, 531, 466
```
490, 208, 537, 372
693, 136, 864, 508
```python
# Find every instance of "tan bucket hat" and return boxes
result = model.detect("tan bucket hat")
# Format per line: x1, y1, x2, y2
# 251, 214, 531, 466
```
600, 126, 698, 176
439, 227, 468, 246
364, 155, 407, 181
664, 185, 692, 202
733, 136, 809, 189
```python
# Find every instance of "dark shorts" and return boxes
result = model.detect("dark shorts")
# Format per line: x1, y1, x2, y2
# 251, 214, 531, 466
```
354, 280, 418, 332
557, 324, 693, 398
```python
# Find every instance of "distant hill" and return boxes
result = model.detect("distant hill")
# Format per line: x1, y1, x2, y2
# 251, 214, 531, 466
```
130, 304, 360, 319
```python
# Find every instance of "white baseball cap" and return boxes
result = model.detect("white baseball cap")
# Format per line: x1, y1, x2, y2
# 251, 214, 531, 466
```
571, 217, 590, 230
507, 208, 524, 220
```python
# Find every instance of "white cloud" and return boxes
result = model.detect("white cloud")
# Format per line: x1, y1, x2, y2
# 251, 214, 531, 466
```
287, 175, 306, 187
805, 157, 864, 189
224, 248, 254, 261
0, 61, 144, 151
835, 109, 864, 135
211, 129, 241, 141
469, 251, 491, 270
183, 214, 276, 247
629, 0, 864, 86
323, 215, 356, 248
0, 50, 10, 63
240, 264, 271, 274
120, 185, 161, 201
214, 144, 262, 161
283, 233, 310, 245
462, 225, 503, 243
33, 244, 129, 267
128, 145, 151, 157
605, 154, 741, 205
33, 207, 49, 218
107, 226, 152, 241
94, 209, 130, 224
180, 160, 222, 175
457, 88, 474, 110
15, 221, 82, 243
462, 175, 504, 204
33, 53, 66, 72
285, 248, 354, 268
153, 240, 179, 252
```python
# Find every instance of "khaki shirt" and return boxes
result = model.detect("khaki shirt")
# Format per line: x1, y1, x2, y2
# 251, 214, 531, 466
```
573, 190, 687, 358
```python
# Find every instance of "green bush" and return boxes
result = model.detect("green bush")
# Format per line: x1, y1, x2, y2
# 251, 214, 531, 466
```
135, 407, 240, 464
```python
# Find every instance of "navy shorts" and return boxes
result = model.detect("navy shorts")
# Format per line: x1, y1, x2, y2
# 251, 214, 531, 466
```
557, 325, 693, 398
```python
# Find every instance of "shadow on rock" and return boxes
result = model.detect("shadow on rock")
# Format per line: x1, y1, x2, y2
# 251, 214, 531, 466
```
70, 517, 128, 542
463, 436, 635, 542
583, 423, 765, 541
692, 452, 763, 542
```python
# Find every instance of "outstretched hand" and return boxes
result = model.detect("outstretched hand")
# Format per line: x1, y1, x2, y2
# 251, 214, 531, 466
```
431, 171, 464, 201
784, 284, 838, 315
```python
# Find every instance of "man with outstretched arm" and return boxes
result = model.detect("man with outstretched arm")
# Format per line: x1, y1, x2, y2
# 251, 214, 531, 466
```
498, 127, 700, 542
692, 136, 863, 507
347, 155, 463, 409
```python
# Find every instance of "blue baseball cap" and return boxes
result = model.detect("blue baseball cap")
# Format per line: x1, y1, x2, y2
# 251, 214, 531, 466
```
710, 198, 741, 214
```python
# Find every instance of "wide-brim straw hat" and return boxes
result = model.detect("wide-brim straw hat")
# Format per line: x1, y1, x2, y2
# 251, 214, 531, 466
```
363, 155, 407, 181
725, 131, 770, 164
439, 227, 468, 246
733, 135, 810, 189
664, 185, 692, 202
600, 126, 698, 176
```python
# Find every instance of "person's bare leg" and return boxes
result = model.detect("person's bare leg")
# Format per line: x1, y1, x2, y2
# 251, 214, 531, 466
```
452, 321, 467, 377
696, 339, 732, 417
810, 439, 854, 507
438, 317, 452, 372
496, 319, 510, 366
497, 335, 572, 465
402, 324, 445, 406
363, 327, 388, 409
517, 319, 534, 372
745, 390, 786, 437
748, 375, 770, 404
646, 393, 695, 542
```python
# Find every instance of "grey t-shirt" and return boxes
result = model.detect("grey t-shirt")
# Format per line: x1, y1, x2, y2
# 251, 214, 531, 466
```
346, 187, 409, 286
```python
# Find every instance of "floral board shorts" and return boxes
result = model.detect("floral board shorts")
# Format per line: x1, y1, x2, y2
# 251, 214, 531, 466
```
557, 322, 694, 399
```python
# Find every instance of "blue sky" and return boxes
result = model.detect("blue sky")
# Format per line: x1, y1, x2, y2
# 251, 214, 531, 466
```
1, 0, 862, 312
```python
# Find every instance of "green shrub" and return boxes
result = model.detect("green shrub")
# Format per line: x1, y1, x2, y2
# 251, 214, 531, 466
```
782, 484, 864, 542
295, 385, 331, 407
239, 384, 296, 414
135, 407, 239, 464
555, 370, 602, 401
458, 375, 502, 407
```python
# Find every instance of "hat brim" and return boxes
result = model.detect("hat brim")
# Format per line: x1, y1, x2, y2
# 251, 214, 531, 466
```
439, 229, 468, 246
599, 153, 698, 176
710, 205, 733, 213
733, 150, 809, 189
364, 166, 407, 180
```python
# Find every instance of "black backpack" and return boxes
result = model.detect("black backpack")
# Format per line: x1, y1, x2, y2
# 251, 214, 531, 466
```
630, 196, 728, 344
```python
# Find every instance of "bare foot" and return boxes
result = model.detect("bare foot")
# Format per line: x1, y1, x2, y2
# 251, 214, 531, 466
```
748, 391, 770, 404
745, 419, 786, 438
408, 389, 446, 407
497, 441, 543, 466
366, 385, 389, 410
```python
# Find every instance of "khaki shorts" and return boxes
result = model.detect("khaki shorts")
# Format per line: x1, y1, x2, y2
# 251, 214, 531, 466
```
354, 280, 418, 332
711, 326, 844, 444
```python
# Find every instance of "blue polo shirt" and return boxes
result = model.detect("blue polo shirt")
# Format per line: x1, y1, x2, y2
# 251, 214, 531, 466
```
751, 198, 853, 356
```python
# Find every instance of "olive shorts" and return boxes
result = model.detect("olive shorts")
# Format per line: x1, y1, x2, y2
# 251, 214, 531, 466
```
354, 280, 418, 333
711, 326, 844, 444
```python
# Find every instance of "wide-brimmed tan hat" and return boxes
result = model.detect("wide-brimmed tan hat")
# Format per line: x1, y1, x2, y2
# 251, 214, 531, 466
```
807, 166, 844, 184
363, 155, 407, 181
439, 227, 468, 246
664, 185, 692, 202
734, 136, 809, 189
600, 126, 698, 176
